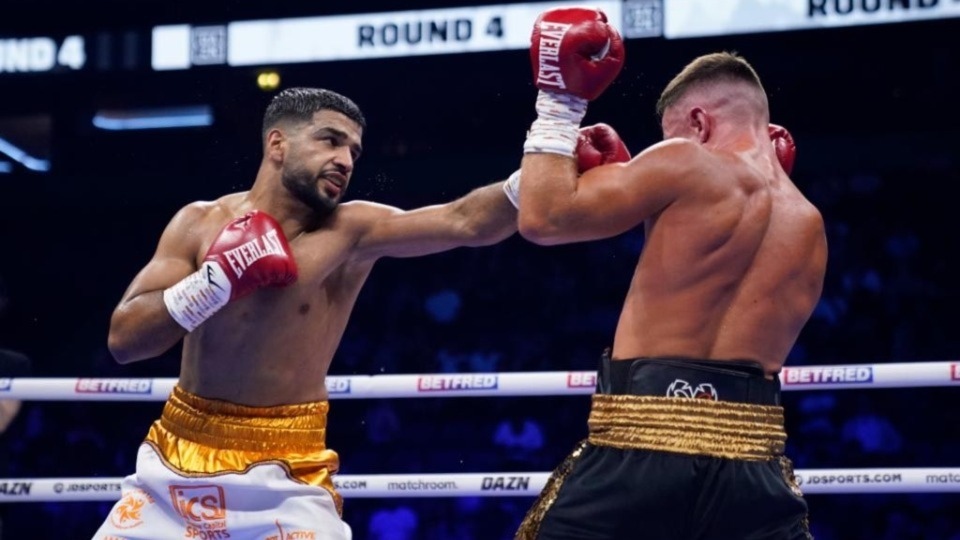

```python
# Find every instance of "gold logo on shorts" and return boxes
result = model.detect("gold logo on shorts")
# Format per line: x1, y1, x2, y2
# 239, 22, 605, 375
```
266, 520, 317, 540
110, 489, 153, 529
169, 484, 230, 538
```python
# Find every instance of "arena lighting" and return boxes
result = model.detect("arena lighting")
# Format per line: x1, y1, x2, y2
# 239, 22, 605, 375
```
92, 106, 214, 131
257, 70, 281, 91
0, 161, 11, 173
0, 136, 50, 171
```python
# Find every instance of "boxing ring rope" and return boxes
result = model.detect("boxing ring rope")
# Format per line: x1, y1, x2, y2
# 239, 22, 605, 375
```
1, 360, 957, 502
2, 469, 959, 502
1, 360, 958, 401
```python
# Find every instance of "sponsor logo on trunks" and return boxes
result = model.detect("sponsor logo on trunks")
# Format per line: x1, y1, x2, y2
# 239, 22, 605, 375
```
266, 520, 316, 540
325, 377, 351, 394
110, 488, 154, 529
666, 379, 718, 400
54, 481, 122, 493
781, 366, 873, 385
566, 372, 596, 388
481, 476, 530, 491
417, 374, 498, 392
0, 378, 10, 391
0, 481, 31, 496
75, 378, 153, 394
951, 364, 960, 382
169, 485, 230, 539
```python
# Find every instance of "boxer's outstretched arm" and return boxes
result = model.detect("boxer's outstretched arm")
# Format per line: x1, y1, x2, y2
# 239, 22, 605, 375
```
107, 204, 206, 363
348, 181, 517, 261
519, 138, 698, 245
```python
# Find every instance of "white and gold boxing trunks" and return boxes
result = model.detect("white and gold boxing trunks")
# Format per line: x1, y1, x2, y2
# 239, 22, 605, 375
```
92, 386, 351, 540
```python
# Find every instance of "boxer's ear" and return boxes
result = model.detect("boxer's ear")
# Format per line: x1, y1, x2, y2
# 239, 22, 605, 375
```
689, 107, 711, 144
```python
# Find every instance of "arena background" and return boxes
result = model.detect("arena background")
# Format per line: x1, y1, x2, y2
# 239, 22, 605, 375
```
1, 1, 958, 538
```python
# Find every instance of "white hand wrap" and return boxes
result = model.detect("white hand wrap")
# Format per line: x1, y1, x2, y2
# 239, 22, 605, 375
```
502, 169, 521, 209
162, 261, 233, 332
523, 90, 588, 157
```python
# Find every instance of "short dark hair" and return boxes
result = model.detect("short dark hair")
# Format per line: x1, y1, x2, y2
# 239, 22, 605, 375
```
656, 52, 765, 118
262, 87, 366, 139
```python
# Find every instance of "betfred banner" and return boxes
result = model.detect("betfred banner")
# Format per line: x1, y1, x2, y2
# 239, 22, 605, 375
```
664, 0, 959, 39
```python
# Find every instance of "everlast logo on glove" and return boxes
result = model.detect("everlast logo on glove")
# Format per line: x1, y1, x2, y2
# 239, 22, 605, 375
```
536, 22, 572, 90
222, 230, 286, 279
163, 210, 298, 332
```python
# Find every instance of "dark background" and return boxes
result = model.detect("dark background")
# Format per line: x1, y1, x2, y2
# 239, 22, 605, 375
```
0, 1, 958, 538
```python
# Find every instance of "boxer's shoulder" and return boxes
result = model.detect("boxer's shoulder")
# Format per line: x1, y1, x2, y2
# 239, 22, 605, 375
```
172, 193, 251, 232
333, 200, 402, 228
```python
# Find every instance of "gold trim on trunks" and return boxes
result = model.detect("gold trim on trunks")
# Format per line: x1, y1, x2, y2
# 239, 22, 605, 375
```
145, 385, 343, 514
514, 440, 589, 540
587, 394, 786, 461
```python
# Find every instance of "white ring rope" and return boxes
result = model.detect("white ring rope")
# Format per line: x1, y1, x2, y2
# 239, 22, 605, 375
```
1, 361, 958, 401
0, 469, 958, 502
1, 362, 955, 503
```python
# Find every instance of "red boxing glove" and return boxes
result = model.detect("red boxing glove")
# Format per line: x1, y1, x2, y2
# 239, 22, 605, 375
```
163, 210, 298, 331
503, 124, 631, 208
531, 7, 625, 101
204, 210, 298, 300
769, 124, 796, 175
576, 123, 631, 173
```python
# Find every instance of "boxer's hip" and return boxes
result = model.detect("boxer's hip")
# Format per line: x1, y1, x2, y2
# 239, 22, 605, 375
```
589, 355, 785, 460
145, 385, 342, 512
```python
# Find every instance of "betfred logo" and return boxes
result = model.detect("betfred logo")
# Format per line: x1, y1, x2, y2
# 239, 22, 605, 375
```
567, 372, 596, 388
169, 485, 226, 523
0, 378, 10, 391
782, 367, 873, 385
417, 374, 498, 391
951, 364, 960, 381
75, 378, 152, 394
325, 378, 351, 394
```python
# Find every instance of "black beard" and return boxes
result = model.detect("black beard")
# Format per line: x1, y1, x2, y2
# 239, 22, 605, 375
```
281, 168, 340, 218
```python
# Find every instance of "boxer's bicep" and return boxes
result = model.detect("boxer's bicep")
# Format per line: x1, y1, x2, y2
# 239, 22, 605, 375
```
351, 202, 468, 260
521, 143, 688, 244
581, 146, 687, 225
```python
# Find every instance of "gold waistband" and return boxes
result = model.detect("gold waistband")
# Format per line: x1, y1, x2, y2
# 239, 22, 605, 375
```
146, 386, 342, 514
587, 394, 786, 461
159, 385, 330, 453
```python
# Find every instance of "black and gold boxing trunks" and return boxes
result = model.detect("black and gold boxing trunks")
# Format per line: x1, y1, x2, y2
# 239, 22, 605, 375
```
516, 355, 813, 540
